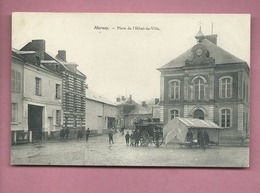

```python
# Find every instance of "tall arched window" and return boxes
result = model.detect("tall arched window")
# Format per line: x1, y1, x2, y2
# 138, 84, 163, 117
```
220, 109, 232, 128
170, 109, 179, 120
219, 77, 232, 98
169, 80, 180, 100
194, 77, 205, 100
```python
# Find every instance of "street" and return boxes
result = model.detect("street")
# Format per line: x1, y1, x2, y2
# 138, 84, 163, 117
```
11, 131, 249, 167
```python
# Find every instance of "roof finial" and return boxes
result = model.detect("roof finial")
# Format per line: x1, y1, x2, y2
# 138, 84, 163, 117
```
199, 20, 202, 30
195, 20, 205, 42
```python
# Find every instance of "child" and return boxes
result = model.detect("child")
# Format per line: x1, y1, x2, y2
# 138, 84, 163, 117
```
130, 131, 135, 146
125, 131, 130, 146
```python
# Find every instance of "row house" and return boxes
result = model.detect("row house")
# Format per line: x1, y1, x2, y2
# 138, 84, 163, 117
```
157, 28, 250, 144
11, 47, 63, 143
11, 40, 87, 142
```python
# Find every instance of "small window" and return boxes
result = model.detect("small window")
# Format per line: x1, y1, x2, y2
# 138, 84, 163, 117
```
194, 77, 205, 100
56, 84, 61, 99
170, 109, 179, 120
56, 110, 61, 126
219, 77, 232, 98
220, 109, 232, 128
12, 70, 21, 93
11, 103, 18, 123
35, 77, 42, 96
169, 80, 180, 100
81, 81, 84, 92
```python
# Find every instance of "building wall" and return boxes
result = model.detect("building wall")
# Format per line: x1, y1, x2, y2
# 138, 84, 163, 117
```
23, 64, 62, 103
85, 99, 118, 134
62, 72, 86, 132
160, 64, 249, 144
11, 58, 24, 132
85, 99, 103, 133
23, 64, 63, 137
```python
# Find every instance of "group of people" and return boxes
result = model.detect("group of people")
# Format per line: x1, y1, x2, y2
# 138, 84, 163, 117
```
107, 128, 139, 146
186, 129, 210, 149
59, 128, 70, 140
77, 128, 90, 141
124, 130, 140, 147
60, 128, 90, 141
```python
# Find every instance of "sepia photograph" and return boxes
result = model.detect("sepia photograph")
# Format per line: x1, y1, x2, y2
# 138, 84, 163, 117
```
11, 13, 250, 167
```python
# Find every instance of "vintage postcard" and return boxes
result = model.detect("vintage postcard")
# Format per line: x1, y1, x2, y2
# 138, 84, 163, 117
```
11, 13, 250, 167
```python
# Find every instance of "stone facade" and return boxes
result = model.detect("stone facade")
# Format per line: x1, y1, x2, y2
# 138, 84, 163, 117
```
158, 29, 250, 144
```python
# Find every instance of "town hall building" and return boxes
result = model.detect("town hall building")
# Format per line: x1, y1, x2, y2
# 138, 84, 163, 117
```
157, 28, 250, 143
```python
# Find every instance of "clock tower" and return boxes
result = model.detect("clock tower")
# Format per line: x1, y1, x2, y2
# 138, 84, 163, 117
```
185, 28, 215, 66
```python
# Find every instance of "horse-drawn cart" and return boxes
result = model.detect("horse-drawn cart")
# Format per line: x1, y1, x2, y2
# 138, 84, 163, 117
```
134, 118, 164, 147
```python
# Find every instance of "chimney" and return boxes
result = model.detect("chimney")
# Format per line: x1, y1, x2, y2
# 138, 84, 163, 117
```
205, 34, 218, 45
57, 50, 66, 61
142, 101, 146, 107
116, 97, 121, 102
31, 39, 45, 60
154, 98, 159, 105
129, 95, 132, 103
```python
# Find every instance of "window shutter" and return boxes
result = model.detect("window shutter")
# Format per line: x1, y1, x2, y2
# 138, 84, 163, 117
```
16, 71, 21, 92
12, 70, 16, 92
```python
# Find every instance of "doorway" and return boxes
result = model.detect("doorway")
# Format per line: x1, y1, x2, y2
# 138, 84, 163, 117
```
193, 109, 205, 120
28, 104, 43, 141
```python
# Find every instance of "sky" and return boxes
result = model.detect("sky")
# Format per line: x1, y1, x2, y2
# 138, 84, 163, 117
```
12, 13, 250, 103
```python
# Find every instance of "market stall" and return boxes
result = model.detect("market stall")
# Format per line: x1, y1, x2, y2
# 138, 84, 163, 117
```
163, 117, 223, 148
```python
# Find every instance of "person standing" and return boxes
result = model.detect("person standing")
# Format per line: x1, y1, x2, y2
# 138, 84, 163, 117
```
134, 130, 139, 147
108, 129, 114, 144
60, 129, 65, 140
186, 129, 193, 148
86, 128, 90, 141
125, 131, 130, 146
65, 128, 70, 139
130, 131, 134, 146
197, 129, 202, 148
77, 129, 83, 140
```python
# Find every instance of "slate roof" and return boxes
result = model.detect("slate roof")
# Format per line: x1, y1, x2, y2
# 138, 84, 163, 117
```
12, 48, 62, 74
86, 89, 116, 106
128, 104, 152, 115
158, 38, 246, 70
45, 52, 86, 78
12, 48, 27, 62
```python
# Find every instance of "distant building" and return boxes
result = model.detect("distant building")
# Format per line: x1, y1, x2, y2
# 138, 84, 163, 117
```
116, 95, 160, 129
85, 89, 118, 134
157, 28, 250, 144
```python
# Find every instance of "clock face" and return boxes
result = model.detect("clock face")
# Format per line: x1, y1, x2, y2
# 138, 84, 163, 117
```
196, 48, 203, 56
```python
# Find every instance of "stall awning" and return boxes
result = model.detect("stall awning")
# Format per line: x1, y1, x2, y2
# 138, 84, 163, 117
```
178, 118, 223, 130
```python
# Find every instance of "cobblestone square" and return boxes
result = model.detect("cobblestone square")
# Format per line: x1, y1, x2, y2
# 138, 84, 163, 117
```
11, 132, 249, 167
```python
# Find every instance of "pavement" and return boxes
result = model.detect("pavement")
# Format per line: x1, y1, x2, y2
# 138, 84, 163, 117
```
11, 131, 249, 167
